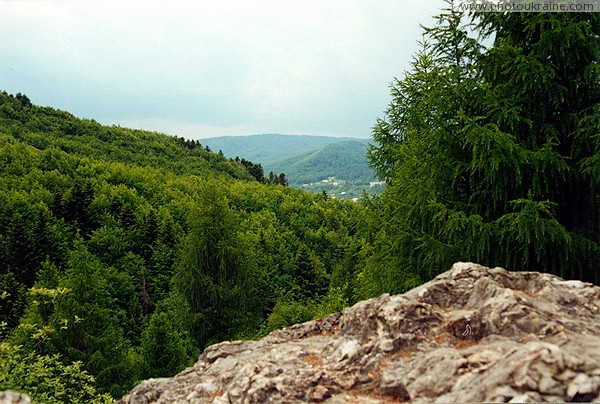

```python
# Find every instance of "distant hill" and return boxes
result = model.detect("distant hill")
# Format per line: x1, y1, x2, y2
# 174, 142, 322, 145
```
200, 134, 360, 163
202, 134, 383, 199
268, 140, 375, 185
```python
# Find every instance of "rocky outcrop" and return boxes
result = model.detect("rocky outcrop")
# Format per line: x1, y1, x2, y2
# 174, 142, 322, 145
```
119, 263, 600, 403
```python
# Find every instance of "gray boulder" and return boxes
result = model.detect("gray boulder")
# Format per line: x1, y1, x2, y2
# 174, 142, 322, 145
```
119, 262, 600, 403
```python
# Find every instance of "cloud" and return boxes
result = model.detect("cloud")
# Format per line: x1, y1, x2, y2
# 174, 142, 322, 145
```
111, 116, 262, 139
0, 0, 443, 138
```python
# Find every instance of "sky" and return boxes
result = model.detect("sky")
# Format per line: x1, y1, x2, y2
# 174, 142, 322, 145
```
0, 0, 444, 139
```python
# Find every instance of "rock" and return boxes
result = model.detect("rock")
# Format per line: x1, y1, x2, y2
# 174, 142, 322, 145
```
0, 391, 32, 404
119, 263, 600, 403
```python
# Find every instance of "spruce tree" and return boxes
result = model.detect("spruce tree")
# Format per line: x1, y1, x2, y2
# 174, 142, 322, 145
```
173, 184, 264, 347
293, 243, 327, 299
47, 239, 134, 397
139, 311, 189, 379
366, 6, 599, 292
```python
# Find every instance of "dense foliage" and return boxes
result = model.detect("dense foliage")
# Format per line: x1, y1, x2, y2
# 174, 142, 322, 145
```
367, 7, 599, 292
0, 91, 367, 400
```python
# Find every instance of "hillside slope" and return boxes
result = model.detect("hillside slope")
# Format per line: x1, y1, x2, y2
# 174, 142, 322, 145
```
267, 140, 375, 185
120, 262, 600, 403
203, 134, 381, 199
201, 134, 360, 163
0, 93, 255, 181
0, 91, 368, 400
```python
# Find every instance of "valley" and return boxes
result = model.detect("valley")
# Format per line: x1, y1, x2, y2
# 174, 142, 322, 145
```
203, 134, 383, 199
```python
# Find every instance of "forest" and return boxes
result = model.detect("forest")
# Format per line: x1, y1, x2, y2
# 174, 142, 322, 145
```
1, 8, 598, 403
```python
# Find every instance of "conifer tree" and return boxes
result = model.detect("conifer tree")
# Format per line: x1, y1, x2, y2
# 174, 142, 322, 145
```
366, 6, 599, 291
43, 239, 134, 397
293, 244, 328, 299
278, 173, 288, 187
139, 311, 189, 379
174, 184, 263, 347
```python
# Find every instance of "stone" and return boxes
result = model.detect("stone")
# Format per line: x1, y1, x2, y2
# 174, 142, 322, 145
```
0, 391, 32, 404
119, 262, 600, 403
567, 373, 600, 401
306, 385, 331, 402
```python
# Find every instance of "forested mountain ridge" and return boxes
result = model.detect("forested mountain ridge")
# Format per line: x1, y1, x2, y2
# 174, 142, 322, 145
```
0, 91, 369, 401
268, 140, 374, 185
203, 134, 379, 199
202, 133, 361, 163
0, 93, 262, 182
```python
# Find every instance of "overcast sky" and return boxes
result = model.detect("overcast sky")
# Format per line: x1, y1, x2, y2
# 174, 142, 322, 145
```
0, 0, 444, 139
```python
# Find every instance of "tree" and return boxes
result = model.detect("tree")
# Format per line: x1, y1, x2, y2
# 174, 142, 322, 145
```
1, 287, 111, 404
477, 12, 599, 269
293, 244, 328, 300
6, 212, 36, 287
42, 239, 135, 397
278, 173, 288, 187
64, 179, 97, 234
366, 6, 599, 290
0, 271, 28, 330
139, 209, 158, 261
173, 185, 263, 347
240, 158, 265, 182
1, 343, 111, 404
15, 93, 31, 107
139, 311, 190, 379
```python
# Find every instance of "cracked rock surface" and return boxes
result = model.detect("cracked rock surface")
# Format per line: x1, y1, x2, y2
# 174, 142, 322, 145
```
119, 263, 600, 403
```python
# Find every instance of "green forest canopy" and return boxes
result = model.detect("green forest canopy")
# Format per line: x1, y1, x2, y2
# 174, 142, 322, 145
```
0, 89, 369, 400
1, 6, 598, 402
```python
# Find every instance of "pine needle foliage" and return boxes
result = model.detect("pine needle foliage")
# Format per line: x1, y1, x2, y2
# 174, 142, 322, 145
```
367, 4, 599, 289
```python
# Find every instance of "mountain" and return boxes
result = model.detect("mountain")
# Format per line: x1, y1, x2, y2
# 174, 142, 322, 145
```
267, 140, 374, 185
202, 134, 383, 199
119, 262, 600, 403
200, 134, 360, 163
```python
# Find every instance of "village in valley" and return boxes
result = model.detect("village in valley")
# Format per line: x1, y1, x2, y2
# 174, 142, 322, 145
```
301, 176, 385, 201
